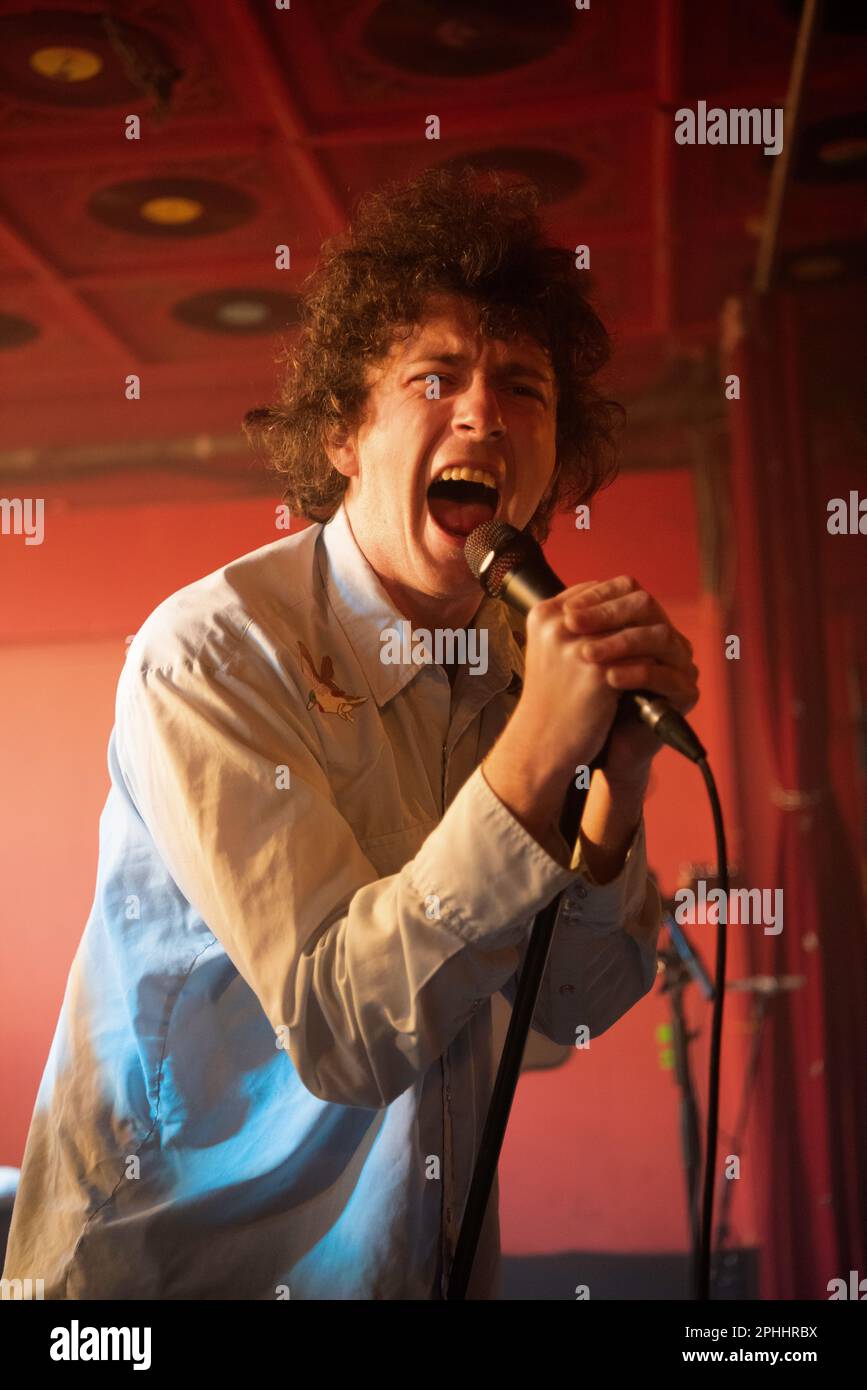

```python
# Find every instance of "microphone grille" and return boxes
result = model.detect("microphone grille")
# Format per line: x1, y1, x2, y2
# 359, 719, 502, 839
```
464, 520, 529, 596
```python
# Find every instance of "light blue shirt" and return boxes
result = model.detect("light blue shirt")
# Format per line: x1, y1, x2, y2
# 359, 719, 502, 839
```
4, 503, 660, 1300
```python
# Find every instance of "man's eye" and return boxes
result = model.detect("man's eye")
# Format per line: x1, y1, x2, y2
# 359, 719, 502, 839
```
411, 375, 543, 401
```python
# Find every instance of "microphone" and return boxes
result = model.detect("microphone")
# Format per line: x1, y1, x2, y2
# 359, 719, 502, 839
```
464, 519, 707, 764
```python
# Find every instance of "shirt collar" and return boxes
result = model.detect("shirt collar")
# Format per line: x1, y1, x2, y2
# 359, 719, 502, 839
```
316, 500, 525, 708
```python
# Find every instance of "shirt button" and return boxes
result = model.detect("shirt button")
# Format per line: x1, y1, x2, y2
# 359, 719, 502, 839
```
575, 883, 588, 899
446, 1207, 452, 1223
445, 1087, 452, 1103
471, 998, 482, 1010
558, 983, 576, 995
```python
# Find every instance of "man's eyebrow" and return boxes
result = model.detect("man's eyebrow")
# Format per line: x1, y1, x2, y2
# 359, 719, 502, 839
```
497, 359, 554, 384
406, 351, 553, 384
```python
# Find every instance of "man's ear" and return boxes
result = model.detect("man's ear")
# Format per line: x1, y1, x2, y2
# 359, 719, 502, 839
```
324, 422, 360, 479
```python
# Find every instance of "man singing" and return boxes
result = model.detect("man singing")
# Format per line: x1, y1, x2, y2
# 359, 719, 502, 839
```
4, 166, 699, 1299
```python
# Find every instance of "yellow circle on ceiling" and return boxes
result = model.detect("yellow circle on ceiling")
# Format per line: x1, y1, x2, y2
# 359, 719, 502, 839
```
140, 197, 205, 226
30, 46, 103, 82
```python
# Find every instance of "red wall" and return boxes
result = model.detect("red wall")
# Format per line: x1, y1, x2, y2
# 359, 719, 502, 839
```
0, 470, 760, 1257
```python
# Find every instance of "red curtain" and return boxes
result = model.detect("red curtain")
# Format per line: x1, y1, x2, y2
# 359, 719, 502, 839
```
722, 288, 867, 1299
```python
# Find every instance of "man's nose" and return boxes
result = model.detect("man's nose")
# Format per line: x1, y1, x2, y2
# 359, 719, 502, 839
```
451, 376, 506, 438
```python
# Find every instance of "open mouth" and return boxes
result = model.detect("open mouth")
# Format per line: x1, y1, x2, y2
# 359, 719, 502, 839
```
427, 476, 499, 539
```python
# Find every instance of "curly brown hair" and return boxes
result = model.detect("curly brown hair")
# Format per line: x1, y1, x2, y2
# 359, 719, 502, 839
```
244, 165, 623, 542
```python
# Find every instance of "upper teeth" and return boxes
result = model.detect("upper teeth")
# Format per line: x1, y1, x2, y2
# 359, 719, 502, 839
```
437, 466, 499, 489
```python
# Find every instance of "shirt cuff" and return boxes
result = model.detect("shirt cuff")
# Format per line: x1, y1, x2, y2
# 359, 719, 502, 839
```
408, 764, 579, 949
555, 817, 650, 936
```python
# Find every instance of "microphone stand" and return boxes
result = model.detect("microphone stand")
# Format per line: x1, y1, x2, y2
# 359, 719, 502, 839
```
446, 743, 609, 1300
710, 987, 771, 1296
656, 921, 711, 1297
657, 916, 801, 1299
712, 974, 804, 1287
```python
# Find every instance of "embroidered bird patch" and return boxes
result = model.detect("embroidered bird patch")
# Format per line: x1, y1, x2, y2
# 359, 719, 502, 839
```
298, 641, 367, 723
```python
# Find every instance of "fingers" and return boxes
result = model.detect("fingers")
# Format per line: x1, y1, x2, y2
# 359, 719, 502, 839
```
603, 658, 699, 713
560, 574, 638, 623
563, 575, 639, 607
560, 577, 695, 665
577, 622, 693, 670
563, 584, 663, 635
542, 577, 700, 714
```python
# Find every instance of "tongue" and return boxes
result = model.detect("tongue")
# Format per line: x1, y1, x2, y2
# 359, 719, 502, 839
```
428, 495, 495, 537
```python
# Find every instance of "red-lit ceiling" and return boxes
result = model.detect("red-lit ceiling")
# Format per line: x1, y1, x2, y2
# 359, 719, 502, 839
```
0, 0, 865, 498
